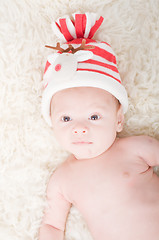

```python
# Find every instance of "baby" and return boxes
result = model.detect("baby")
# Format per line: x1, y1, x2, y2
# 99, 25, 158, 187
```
39, 13, 159, 240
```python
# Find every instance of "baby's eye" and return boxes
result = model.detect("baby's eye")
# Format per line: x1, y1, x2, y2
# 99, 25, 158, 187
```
89, 114, 100, 120
61, 116, 72, 122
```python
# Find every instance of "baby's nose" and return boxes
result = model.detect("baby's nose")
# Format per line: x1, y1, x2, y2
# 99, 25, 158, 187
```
73, 126, 88, 134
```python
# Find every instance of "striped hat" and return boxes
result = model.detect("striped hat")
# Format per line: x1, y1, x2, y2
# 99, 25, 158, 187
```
42, 13, 128, 126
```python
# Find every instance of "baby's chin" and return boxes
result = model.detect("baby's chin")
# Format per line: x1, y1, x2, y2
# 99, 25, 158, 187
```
65, 141, 115, 160
72, 148, 106, 160
63, 139, 116, 160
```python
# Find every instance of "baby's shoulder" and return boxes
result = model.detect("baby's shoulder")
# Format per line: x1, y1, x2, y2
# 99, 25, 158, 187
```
118, 135, 151, 145
117, 135, 153, 156
48, 155, 75, 183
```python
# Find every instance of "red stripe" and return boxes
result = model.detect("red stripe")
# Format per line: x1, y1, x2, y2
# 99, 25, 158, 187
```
59, 39, 116, 64
75, 14, 83, 38
55, 22, 62, 33
59, 18, 74, 41
88, 16, 104, 39
101, 41, 111, 48
87, 46, 116, 64
83, 59, 119, 73
65, 38, 96, 45
82, 14, 86, 36
77, 68, 121, 83
44, 61, 51, 74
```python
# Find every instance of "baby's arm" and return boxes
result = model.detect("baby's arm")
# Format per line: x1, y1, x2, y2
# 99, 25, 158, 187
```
39, 170, 71, 240
126, 135, 159, 167
39, 224, 64, 240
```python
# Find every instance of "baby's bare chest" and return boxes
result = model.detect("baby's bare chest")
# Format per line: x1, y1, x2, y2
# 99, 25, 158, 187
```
66, 157, 159, 239
68, 155, 159, 211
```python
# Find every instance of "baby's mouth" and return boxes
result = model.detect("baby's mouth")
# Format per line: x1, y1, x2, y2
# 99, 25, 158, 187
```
72, 141, 93, 145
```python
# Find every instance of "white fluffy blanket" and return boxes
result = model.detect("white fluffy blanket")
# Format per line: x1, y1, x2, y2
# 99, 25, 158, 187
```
0, 0, 159, 239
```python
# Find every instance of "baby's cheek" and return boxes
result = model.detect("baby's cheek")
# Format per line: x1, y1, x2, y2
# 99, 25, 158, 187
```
56, 129, 71, 149
56, 130, 66, 143
98, 127, 116, 145
53, 127, 64, 142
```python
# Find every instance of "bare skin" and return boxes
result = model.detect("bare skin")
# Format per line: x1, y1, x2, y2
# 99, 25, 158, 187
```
60, 137, 159, 240
39, 87, 159, 240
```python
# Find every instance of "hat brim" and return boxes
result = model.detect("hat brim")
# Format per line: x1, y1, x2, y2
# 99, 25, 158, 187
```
41, 71, 128, 126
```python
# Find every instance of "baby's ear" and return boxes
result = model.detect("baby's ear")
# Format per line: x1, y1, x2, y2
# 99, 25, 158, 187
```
75, 50, 93, 62
47, 53, 60, 64
116, 104, 124, 132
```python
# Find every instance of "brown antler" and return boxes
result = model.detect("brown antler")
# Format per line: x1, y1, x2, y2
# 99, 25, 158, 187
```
45, 39, 94, 54
45, 42, 72, 53
71, 39, 94, 53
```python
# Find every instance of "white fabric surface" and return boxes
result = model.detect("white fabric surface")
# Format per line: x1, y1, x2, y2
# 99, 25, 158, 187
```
0, 0, 159, 239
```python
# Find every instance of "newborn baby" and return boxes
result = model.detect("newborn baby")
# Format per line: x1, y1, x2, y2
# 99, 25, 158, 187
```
39, 13, 159, 240
40, 87, 159, 240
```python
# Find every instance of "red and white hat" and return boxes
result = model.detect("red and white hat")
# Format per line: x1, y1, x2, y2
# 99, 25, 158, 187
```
42, 13, 128, 126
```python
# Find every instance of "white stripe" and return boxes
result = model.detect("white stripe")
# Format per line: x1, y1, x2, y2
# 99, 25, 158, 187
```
52, 15, 77, 41
56, 42, 117, 67
61, 44, 117, 68
77, 63, 121, 80
52, 21, 65, 41
60, 42, 117, 66
84, 12, 97, 38
62, 42, 115, 55
88, 42, 116, 56
65, 16, 77, 39
92, 54, 117, 67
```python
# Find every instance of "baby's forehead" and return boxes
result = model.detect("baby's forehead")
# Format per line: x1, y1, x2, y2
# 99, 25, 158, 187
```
51, 87, 117, 114
52, 87, 116, 103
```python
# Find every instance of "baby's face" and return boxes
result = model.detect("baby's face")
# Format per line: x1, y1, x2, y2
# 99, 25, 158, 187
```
51, 87, 124, 160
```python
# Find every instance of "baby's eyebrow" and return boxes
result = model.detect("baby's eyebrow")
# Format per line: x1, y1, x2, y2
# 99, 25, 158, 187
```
52, 104, 106, 118
51, 108, 64, 118
51, 103, 67, 115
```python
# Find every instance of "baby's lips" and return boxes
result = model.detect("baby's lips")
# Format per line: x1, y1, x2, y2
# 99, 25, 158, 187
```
72, 141, 93, 145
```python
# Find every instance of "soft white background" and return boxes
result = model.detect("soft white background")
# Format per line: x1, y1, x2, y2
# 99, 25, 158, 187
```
0, 0, 159, 239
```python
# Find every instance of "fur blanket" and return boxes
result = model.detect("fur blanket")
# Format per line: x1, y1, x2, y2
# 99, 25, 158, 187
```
0, 0, 159, 239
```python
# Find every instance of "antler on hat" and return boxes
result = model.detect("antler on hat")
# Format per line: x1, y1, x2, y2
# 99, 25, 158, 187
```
42, 13, 128, 127
45, 39, 95, 54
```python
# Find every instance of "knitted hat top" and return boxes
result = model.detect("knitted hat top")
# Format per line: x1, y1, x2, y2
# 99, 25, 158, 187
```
42, 13, 128, 126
